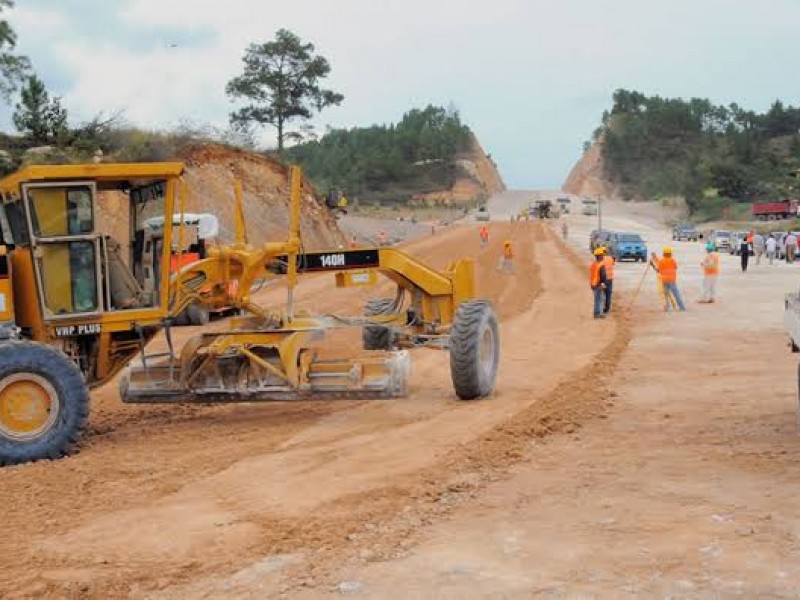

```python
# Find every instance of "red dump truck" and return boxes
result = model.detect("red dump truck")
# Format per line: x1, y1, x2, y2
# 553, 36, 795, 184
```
752, 200, 799, 220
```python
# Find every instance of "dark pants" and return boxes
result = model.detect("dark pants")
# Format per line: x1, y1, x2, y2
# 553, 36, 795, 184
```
604, 280, 613, 313
741, 248, 749, 272
593, 286, 605, 317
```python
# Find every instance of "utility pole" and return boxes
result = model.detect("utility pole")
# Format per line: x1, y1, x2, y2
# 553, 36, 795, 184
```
598, 197, 603, 231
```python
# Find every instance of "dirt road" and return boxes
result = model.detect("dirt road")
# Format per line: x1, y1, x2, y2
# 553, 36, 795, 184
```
0, 219, 621, 598
8, 198, 800, 598
283, 207, 800, 598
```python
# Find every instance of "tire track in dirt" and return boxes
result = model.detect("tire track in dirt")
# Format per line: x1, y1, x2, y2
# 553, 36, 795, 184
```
139, 226, 629, 599
0, 223, 538, 598
4, 221, 620, 599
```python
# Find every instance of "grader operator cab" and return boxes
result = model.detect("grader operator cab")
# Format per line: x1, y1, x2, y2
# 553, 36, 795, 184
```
0, 163, 499, 466
135, 212, 229, 325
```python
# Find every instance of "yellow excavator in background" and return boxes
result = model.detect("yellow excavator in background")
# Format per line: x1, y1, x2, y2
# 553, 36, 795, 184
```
0, 163, 499, 466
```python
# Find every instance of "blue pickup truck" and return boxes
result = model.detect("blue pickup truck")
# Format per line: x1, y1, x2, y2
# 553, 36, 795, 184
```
607, 231, 648, 262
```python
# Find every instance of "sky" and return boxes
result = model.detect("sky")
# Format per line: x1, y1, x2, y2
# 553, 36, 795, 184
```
5, 0, 800, 188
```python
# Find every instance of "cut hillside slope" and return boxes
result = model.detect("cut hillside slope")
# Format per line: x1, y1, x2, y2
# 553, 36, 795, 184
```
562, 139, 618, 199
181, 145, 344, 249
412, 132, 506, 206
95, 144, 345, 255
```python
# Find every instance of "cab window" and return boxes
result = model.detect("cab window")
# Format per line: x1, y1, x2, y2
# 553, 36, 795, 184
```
28, 186, 94, 237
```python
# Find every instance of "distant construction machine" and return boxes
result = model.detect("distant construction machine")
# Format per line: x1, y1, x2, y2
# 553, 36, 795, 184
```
0, 163, 499, 465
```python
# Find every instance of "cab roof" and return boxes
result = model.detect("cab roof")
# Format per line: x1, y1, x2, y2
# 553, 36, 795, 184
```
0, 162, 185, 193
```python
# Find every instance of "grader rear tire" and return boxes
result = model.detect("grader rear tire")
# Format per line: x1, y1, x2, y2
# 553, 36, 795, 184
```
0, 341, 89, 466
363, 297, 395, 350
449, 300, 499, 399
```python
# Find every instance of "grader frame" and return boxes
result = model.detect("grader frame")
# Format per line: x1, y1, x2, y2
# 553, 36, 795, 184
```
0, 163, 499, 466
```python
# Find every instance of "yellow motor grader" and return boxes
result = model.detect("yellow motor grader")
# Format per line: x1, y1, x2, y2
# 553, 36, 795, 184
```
0, 163, 499, 466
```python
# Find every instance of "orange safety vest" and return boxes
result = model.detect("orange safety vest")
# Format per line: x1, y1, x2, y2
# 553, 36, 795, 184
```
480, 227, 488, 240
602, 255, 615, 280
589, 260, 603, 287
503, 244, 513, 259
703, 252, 719, 276
658, 257, 678, 283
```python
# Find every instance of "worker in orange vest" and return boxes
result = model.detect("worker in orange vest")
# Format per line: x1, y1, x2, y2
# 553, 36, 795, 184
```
498, 239, 515, 273
651, 246, 686, 312
479, 225, 489, 249
699, 242, 720, 303
601, 247, 615, 314
590, 247, 609, 319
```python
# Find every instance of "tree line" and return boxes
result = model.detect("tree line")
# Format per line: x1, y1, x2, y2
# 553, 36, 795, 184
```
286, 105, 472, 200
592, 89, 800, 212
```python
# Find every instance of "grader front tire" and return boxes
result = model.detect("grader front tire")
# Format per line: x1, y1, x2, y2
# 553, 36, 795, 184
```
449, 300, 499, 400
0, 342, 89, 466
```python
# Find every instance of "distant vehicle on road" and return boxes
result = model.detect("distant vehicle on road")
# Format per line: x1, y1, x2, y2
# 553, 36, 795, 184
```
672, 223, 699, 241
752, 200, 799, 221
607, 232, 647, 262
710, 230, 732, 251
556, 196, 571, 214
589, 229, 613, 251
581, 198, 598, 216
475, 205, 490, 221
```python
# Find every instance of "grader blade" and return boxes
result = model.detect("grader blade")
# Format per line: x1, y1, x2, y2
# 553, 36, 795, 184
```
119, 349, 411, 404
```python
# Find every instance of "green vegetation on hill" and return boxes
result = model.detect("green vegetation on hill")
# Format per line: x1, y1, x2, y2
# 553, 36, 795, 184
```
590, 89, 800, 215
286, 105, 472, 204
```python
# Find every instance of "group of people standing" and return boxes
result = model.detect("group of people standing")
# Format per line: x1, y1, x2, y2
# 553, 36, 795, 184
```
591, 244, 720, 317
741, 231, 799, 269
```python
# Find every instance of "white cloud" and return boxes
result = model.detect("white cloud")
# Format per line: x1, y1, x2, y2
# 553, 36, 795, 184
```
7, 0, 800, 186
54, 40, 235, 128
8, 5, 67, 34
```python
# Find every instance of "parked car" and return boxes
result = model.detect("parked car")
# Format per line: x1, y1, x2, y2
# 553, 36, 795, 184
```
672, 223, 699, 241
582, 199, 598, 216
556, 196, 571, 214
607, 232, 648, 262
710, 230, 731, 251
475, 205, 490, 221
589, 229, 613, 251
